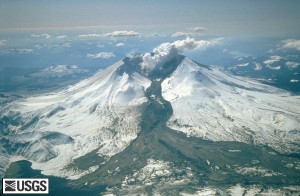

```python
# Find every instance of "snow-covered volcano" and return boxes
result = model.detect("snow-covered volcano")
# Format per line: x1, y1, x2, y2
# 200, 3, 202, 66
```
1, 54, 300, 182
162, 58, 300, 152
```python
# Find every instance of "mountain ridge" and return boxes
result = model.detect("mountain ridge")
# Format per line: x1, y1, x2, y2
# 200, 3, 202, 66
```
1, 55, 300, 195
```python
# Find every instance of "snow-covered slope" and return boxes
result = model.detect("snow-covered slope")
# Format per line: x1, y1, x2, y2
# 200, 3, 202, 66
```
162, 58, 300, 153
1, 59, 151, 178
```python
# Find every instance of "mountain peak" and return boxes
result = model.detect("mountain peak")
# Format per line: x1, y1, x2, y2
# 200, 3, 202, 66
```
117, 55, 143, 76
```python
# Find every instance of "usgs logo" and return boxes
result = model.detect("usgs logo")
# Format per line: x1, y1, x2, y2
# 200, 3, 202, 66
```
2, 178, 49, 194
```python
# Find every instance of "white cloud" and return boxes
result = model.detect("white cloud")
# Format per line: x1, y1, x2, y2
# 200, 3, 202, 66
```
16, 48, 34, 54
62, 43, 72, 48
286, 61, 300, 69
254, 63, 262, 71
282, 39, 300, 51
186, 26, 207, 32
105, 31, 139, 37
145, 32, 168, 38
263, 56, 282, 65
0, 40, 6, 46
30, 65, 88, 78
116, 43, 125, 47
34, 44, 45, 49
222, 48, 246, 58
290, 79, 299, 83
56, 35, 67, 39
78, 34, 101, 38
31, 34, 51, 39
171, 32, 192, 38
236, 63, 249, 67
48, 65, 73, 73
140, 37, 221, 71
266, 64, 281, 70
34, 42, 71, 49
87, 52, 116, 59
172, 26, 207, 38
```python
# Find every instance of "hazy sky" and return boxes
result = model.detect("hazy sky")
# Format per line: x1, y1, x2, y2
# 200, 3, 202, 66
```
1, 0, 300, 36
